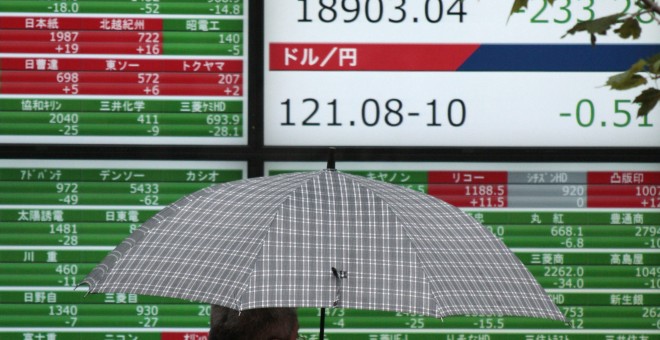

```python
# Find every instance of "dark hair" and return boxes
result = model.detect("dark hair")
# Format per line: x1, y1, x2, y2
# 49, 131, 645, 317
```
209, 305, 298, 340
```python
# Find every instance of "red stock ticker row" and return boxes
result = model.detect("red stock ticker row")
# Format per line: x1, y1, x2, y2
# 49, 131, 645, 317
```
1, 30, 169, 43
2, 71, 241, 84
0, 41, 168, 55
0, 58, 242, 72
0, 23, 167, 55
0, 17, 166, 31
0, 58, 243, 96
425, 171, 660, 209
428, 171, 660, 184
0, 83, 242, 96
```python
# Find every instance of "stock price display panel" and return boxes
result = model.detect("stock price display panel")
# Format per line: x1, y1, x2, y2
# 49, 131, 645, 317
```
0, 159, 246, 340
265, 161, 660, 339
264, 1, 660, 147
0, 0, 248, 145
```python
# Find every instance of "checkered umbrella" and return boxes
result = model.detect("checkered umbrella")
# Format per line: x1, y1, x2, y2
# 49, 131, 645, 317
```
82, 168, 565, 332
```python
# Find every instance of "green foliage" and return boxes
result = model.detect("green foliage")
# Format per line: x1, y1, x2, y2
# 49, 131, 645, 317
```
562, 13, 625, 46
634, 88, 660, 117
510, 0, 555, 15
510, 0, 528, 14
606, 60, 648, 91
614, 17, 642, 39
605, 54, 660, 116
510, 0, 659, 118
647, 53, 660, 74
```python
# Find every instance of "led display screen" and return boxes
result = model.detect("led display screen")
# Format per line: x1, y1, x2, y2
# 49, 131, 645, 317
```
264, 1, 660, 147
0, 0, 248, 145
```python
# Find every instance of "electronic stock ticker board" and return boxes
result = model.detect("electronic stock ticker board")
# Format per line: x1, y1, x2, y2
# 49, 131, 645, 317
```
0, 1, 659, 340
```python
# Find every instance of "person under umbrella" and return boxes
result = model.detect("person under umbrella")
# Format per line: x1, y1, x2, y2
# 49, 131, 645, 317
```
82, 152, 566, 337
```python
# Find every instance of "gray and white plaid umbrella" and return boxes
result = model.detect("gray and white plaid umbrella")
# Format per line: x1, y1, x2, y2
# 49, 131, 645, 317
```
82, 168, 565, 325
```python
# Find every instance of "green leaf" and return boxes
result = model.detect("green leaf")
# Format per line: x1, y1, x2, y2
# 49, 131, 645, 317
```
633, 88, 660, 117
653, 60, 660, 75
510, 0, 556, 15
614, 17, 642, 39
562, 13, 625, 45
606, 59, 648, 90
646, 52, 660, 74
510, 0, 529, 15
608, 74, 648, 90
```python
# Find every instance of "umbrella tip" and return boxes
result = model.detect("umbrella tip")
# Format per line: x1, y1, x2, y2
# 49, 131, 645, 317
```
326, 147, 336, 170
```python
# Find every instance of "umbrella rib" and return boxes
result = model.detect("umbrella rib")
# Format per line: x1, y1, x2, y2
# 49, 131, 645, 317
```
336, 173, 447, 317
233, 171, 331, 310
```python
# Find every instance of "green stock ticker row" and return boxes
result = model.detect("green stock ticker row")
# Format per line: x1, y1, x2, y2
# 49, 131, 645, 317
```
0, 100, 243, 113
2, 266, 660, 290
2, 235, 659, 249
0, 290, 656, 306
2, 249, 660, 266
0, 1, 245, 16
0, 314, 658, 329
0, 100, 244, 138
0, 124, 243, 138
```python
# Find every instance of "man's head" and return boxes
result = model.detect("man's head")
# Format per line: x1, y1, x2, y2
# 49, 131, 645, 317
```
209, 305, 299, 340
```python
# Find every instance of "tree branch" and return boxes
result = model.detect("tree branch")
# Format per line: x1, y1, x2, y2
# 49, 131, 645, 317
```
639, 0, 660, 16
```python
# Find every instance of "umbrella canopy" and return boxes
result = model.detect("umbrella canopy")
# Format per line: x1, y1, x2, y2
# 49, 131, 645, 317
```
82, 168, 565, 322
